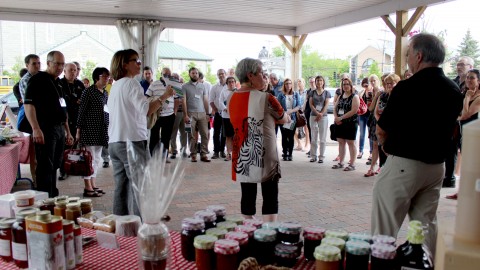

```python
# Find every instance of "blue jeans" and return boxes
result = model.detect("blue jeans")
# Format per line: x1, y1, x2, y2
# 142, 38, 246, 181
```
358, 113, 372, 154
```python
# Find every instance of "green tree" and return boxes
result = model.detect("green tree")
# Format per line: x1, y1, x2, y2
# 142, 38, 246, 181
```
457, 29, 480, 66
301, 45, 349, 87
271, 45, 286, 57
2, 56, 24, 83
205, 64, 217, 84
81, 60, 97, 81
180, 62, 196, 82
368, 61, 382, 80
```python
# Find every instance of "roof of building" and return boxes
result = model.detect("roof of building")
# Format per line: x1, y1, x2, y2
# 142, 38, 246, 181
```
158, 41, 213, 61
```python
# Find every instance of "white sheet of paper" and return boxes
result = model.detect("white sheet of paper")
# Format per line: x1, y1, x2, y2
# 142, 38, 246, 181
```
96, 230, 119, 250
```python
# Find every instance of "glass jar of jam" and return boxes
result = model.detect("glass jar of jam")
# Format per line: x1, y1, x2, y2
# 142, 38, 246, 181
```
66, 203, 81, 224
243, 219, 263, 229
12, 208, 37, 268
370, 243, 396, 270
40, 198, 56, 215
372, 234, 396, 246
0, 218, 16, 262
252, 228, 276, 265
205, 228, 228, 240
195, 210, 217, 230
321, 237, 346, 269
303, 226, 325, 261
235, 225, 256, 255
345, 240, 370, 270
225, 231, 249, 262
216, 221, 236, 232
314, 244, 342, 270
207, 205, 226, 223
180, 217, 205, 261
325, 229, 349, 241
79, 199, 93, 215
278, 222, 302, 244
262, 222, 281, 232
194, 235, 217, 270
225, 215, 244, 225
54, 200, 67, 219
138, 222, 169, 270
274, 243, 300, 267
214, 239, 240, 270
348, 232, 372, 244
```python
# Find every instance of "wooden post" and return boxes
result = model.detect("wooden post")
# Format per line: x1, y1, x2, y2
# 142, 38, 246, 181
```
278, 34, 307, 82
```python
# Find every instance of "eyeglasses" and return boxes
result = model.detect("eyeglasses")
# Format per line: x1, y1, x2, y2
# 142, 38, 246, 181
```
128, 58, 142, 65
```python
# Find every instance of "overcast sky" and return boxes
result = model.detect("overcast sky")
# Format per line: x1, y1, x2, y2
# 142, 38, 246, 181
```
172, 0, 478, 71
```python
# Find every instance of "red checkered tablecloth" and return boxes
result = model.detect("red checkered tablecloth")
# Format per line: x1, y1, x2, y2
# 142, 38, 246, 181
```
0, 143, 20, 195
0, 228, 316, 269
12, 135, 30, 164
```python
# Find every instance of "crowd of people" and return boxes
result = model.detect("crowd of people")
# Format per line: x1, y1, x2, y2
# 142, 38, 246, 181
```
13, 33, 478, 256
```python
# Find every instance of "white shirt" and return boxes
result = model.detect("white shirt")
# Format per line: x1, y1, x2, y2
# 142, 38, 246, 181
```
107, 77, 149, 143
202, 81, 213, 114
218, 88, 235, 118
145, 80, 175, 117
209, 82, 226, 111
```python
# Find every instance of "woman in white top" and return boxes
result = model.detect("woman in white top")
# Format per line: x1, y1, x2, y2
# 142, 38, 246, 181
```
217, 76, 237, 161
107, 49, 173, 216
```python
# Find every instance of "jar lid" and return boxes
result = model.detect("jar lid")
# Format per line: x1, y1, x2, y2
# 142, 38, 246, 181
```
207, 205, 226, 216
225, 231, 248, 245
79, 199, 92, 206
54, 195, 69, 202
303, 226, 326, 240
216, 221, 237, 231
194, 210, 217, 223
243, 219, 263, 229
278, 222, 302, 234
262, 222, 281, 231
371, 243, 396, 259
225, 215, 244, 225
372, 235, 396, 245
321, 237, 346, 250
345, 240, 370, 255
13, 190, 35, 198
194, 235, 218, 250
325, 229, 349, 240
407, 226, 425, 244
43, 198, 56, 206
36, 210, 52, 222
206, 228, 228, 239
16, 208, 38, 219
235, 225, 256, 237
66, 202, 80, 209
55, 200, 67, 207
275, 243, 300, 258
214, 239, 240, 255
348, 232, 372, 243
0, 218, 16, 228
68, 197, 81, 203
314, 245, 342, 262
254, 228, 276, 242
181, 217, 205, 231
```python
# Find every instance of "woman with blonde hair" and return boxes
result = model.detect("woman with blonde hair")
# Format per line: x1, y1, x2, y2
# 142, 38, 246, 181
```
294, 77, 310, 151
277, 78, 301, 161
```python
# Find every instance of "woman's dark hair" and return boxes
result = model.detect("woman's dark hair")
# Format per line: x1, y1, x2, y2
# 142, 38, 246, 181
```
467, 69, 480, 90
92, 67, 110, 84
315, 75, 325, 89
361, 78, 369, 86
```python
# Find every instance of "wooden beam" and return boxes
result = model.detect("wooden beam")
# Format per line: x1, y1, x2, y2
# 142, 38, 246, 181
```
296, 34, 308, 53
278, 35, 294, 54
395, 10, 409, 76
381, 15, 396, 34
402, 6, 427, 37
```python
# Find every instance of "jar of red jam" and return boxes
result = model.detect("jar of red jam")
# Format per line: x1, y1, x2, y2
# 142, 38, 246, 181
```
207, 205, 226, 223
243, 219, 263, 229
214, 239, 240, 270
194, 235, 217, 270
314, 245, 342, 270
274, 243, 300, 267
372, 234, 396, 246
303, 226, 325, 261
180, 217, 205, 261
216, 221, 236, 232
278, 222, 302, 244
252, 228, 277, 265
195, 210, 217, 230
345, 240, 370, 270
225, 231, 249, 262
12, 208, 37, 268
370, 243, 396, 270
0, 218, 16, 262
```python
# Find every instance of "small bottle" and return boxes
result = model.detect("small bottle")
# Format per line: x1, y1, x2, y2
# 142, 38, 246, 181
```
396, 221, 434, 269
345, 240, 370, 270
303, 226, 325, 261
54, 200, 67, 219
206, 205, 226, 223
252, 228, 277, 265
0, 218, 16, 262
216, 221, 237, 232
66, 202, 81, 224
180, 217, 205, 261
274, 243, 300, 267
195, 210, 217, 230
79, 199, 93, 215
225, 231, 249, 262
214, 239, 240, 270
370, 243, 396, 270
194, 235, 217, 270
12, 208, 37, 268
278, 221, 302, 244
314, 245, 342, 270
40, 198, 56, 215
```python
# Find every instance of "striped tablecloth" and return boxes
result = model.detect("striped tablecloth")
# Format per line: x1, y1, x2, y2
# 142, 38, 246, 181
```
0, 143, 20, 195
0, 228, 316, 269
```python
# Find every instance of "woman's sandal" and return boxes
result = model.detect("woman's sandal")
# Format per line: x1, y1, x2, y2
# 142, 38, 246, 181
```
364, 169, 375, 177
310, 157, 317, 162
93, 187, 106, 194
344, 164, 356, 171
332, 163, 344, 169
357, 152, 363, 159
84, 189, 102, 197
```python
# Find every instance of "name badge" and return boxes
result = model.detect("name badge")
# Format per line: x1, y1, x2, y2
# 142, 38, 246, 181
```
104, 104, 109, 113
338, 109, 344, 115
195, 94, 200, 99
59, 98, 67, 107
315, 105, 322, 111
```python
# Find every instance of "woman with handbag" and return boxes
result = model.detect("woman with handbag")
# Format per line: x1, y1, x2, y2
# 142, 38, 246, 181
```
76, 67, 110, 197
308, 75, 331, 163
332, 78, 360, 171
277, 78, 301, 161
294, 78, 310, 151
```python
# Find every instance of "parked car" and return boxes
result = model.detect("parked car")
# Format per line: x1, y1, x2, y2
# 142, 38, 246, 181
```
0, 91, 20, 115
326, 88, 337, 114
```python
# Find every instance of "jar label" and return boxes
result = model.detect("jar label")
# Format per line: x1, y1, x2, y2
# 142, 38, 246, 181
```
74, 235, 83, 264
0, 239, 10, 256
12, 242, 27, 260
65, 238, 75, 269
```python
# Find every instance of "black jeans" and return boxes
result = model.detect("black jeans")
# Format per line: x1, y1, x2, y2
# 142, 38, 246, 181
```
35, 124, 65, 197
212, 112, 226, 153
240, 175, 279, 216
149, 114, 175, 155
280, 126, 295, 157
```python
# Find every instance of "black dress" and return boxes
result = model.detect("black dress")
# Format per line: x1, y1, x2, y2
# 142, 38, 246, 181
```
76, 85, 109, 147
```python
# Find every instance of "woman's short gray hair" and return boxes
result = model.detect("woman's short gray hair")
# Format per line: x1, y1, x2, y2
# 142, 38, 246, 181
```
235, 58, 263, 84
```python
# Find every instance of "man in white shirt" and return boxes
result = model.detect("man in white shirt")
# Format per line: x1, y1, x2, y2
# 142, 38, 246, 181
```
208, 69, 227, 159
